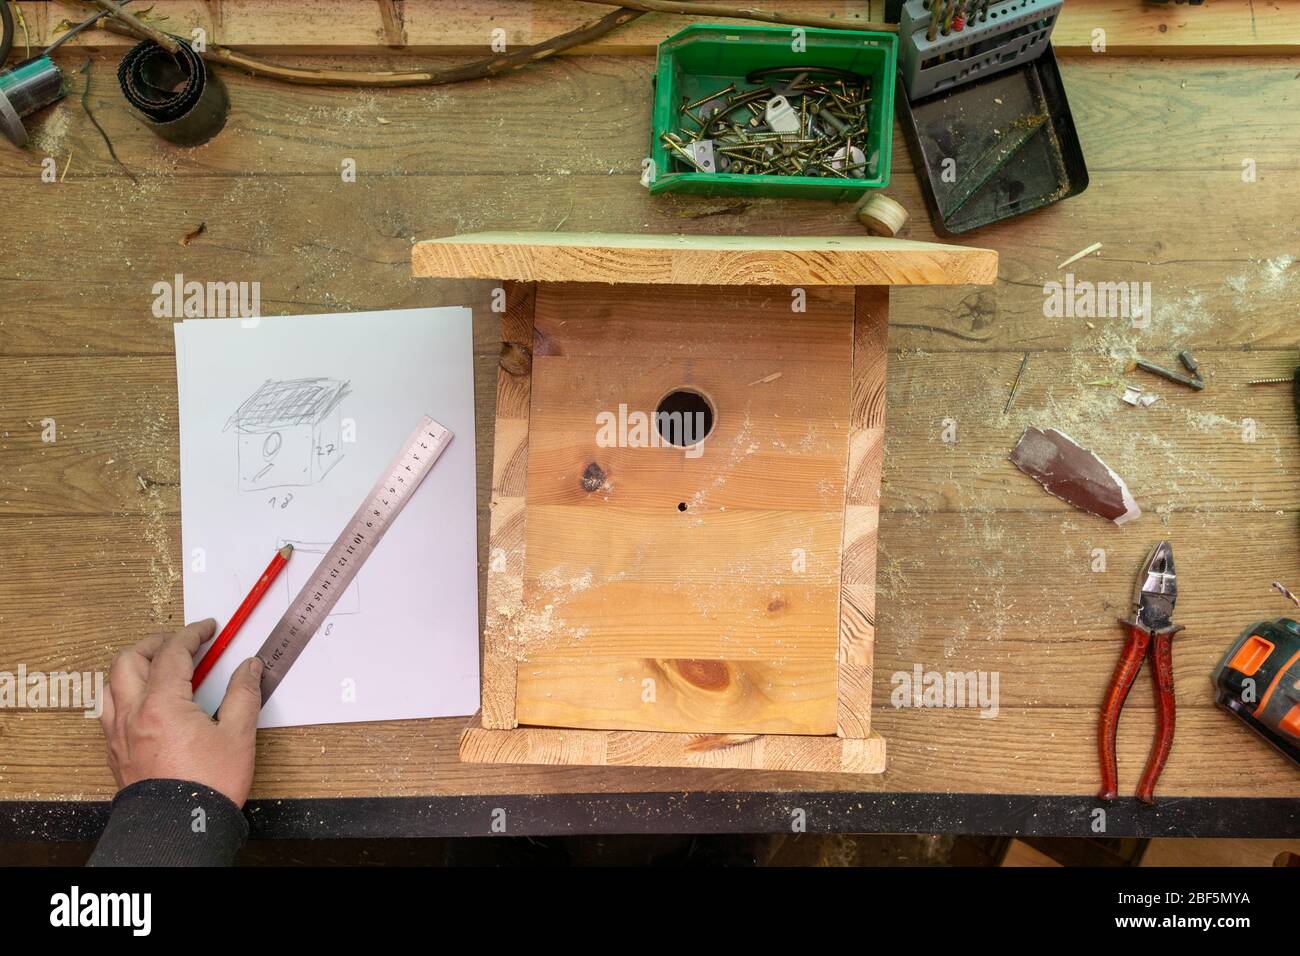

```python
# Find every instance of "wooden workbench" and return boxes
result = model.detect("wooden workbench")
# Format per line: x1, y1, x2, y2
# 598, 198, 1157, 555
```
1, 1, 1297, 839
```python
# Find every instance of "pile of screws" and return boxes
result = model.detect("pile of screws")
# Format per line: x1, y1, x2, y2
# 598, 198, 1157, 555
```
661, 68, 874, 179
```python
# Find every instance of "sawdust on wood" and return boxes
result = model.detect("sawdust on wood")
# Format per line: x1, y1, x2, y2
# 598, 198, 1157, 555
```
878, 252, 1299, 655
489, 565, 597, 662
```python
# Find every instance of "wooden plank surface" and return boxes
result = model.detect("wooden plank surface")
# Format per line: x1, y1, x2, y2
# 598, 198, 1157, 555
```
1052, 0, 1300, 57
460, 713, 887, 773
18, 1, 1300, 57
414, 232, 998, 286
18, 0, 888, 55
6, 57, 1297, 353
1, 49, 1299, 804
479, 281, 535, 729
836, 285, 887, 738
513, 283, 853, 735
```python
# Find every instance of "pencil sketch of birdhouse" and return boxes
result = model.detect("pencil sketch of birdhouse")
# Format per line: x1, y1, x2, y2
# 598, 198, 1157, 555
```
225, 378, 349, 491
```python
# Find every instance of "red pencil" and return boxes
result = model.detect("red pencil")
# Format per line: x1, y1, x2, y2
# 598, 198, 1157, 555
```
192, 544, 294, 692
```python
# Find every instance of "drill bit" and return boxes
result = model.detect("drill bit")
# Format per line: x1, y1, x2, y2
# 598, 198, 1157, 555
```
1003, 352, 1030, 414
1134, 351, 1205, 390
1273, 581, 1300, 609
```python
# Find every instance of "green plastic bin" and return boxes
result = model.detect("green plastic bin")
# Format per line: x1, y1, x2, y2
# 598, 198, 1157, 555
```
649, 25, 897, 201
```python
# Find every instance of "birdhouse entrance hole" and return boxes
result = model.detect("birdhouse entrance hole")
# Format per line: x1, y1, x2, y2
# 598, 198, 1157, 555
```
655, 388, 715, 448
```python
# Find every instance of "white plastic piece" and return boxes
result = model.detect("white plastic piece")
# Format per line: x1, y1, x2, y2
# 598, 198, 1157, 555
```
832, 145, 867, 179
1121, 385, 1142, 406
765, 95, 800, 134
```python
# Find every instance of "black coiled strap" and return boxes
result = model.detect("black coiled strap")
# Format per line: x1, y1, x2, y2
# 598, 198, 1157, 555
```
117, 35, 228, 146
0, 1, 14, 70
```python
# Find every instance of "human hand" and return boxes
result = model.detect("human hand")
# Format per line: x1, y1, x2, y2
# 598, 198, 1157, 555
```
100, 619, 262, 807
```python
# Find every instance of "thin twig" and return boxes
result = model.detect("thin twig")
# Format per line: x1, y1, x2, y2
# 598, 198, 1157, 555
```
14, 1, 31, 57
46, 2, 124, 54
82, 5, 647, 87
72, 0, 889, 89
576, 0, 896, 33
78, 58, 136, 181
91, 0, 178, 52
1058, 241, 1102, 270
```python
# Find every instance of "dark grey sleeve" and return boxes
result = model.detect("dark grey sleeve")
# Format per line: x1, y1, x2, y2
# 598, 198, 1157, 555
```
87, 779, 249, 867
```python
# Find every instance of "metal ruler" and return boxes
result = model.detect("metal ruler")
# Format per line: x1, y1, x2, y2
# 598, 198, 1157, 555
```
256, 416, 453, 704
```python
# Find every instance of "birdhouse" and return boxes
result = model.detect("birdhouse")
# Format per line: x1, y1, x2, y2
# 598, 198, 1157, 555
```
413, 232, 996, 774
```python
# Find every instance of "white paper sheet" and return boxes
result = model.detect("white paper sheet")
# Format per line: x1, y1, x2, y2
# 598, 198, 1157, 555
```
174, 308, 480, 728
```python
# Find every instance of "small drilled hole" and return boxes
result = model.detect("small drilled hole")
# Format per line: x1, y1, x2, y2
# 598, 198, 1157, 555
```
655, 388, 715, 447
678, 502, 687, 512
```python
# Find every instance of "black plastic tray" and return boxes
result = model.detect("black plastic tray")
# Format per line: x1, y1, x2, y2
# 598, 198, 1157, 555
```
895, 44, 1087, 236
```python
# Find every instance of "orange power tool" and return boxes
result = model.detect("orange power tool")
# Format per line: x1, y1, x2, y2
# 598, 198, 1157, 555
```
1213, 618, 1300, 768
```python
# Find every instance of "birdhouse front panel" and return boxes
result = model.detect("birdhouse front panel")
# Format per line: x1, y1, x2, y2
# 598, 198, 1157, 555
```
512, 282, 855, 736
413, 231, 997, 772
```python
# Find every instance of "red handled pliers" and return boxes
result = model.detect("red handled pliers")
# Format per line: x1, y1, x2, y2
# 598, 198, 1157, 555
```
1098, 541, 1183, 804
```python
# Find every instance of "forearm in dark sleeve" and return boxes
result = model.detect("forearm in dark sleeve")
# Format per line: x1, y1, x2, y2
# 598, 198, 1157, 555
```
87, 778, 249, 867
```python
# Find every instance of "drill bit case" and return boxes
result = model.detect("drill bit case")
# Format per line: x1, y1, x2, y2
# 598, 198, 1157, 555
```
898, 0, 1063, 101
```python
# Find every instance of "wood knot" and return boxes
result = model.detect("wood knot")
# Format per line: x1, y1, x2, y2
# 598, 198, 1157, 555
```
532, 327, 560, 357
581, 462, 608, 493
767, 596, 787, 613
499, 341, 532, 377
673, 659, 730, 692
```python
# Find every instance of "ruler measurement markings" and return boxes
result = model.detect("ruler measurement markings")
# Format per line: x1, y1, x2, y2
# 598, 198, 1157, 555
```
256, 418, 453, 703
